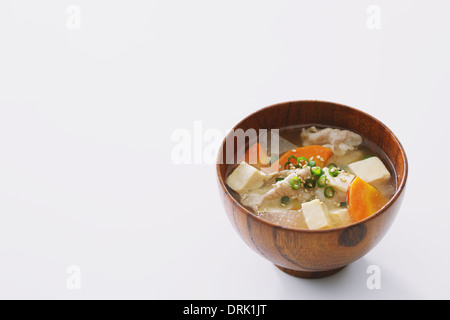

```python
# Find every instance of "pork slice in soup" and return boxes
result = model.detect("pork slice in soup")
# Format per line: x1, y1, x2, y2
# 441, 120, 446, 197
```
226, 126, 395, 230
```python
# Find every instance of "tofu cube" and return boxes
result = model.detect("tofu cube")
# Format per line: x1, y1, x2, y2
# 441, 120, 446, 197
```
348, 157, 391, 185
328, 208, 353, 227
324, 168, 355, 193
301, 199, 329, 230
226, 162, 266, 193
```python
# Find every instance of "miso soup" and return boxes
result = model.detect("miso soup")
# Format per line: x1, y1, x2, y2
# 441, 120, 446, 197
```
225, 125, 396, 230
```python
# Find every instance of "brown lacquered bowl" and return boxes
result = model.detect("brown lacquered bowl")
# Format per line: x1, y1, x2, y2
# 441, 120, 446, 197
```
216, 100, 408, 278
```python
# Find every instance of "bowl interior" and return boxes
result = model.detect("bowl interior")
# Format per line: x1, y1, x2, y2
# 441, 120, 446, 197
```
217, 100, 408, 221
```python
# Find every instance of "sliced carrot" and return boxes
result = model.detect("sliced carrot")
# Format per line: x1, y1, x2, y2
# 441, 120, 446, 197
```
268, 145, 333, 172
347, 177, 388, 222
240, 143, 271, 167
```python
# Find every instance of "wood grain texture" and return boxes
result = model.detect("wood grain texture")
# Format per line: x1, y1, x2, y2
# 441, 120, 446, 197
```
216, 100, 408, 278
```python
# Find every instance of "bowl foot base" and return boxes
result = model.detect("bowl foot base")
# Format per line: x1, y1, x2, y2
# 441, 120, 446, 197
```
275, 265, 346, 279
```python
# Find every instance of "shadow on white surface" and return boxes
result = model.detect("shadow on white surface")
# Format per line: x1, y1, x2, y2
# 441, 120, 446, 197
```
271, 257, 422, 300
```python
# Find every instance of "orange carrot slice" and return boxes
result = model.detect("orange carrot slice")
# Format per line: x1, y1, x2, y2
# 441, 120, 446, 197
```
347, 177, 388, 222
268, 145, 333, 172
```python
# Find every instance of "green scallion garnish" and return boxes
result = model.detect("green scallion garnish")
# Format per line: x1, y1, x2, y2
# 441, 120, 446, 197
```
329, 167, 339, 177
340, 201, 348, 208
290, 176, 301, 189
281, 196, 290, 205
296, 156, 309, 167
275, 177, 284, 183
324, 186, 335, 198
311, 166, 323, 176
317, 175, 327, 188
304, 178, 316, 189
287, 155, 297, 165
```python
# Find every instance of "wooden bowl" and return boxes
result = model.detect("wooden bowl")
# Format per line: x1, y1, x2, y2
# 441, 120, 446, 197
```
216, 100, 408, 278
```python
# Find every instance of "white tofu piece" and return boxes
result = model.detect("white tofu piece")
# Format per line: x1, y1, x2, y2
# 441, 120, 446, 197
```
226, 162, 266, 193
301, 199, 329, 230
323, 168, 355, 193
328, 208, 353, 227
348, 157, 391, 185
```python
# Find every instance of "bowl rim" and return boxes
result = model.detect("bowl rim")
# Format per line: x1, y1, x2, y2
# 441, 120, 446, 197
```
216, 99, 409, 233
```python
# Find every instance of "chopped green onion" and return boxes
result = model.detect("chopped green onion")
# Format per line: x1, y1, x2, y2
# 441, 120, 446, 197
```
317, 175, 327, 188
329, 167, 340, 177
310, 166, 323, 176
304, 178, 316, 189
283, 162, 292, 170
281, 196, 290, 205
275, 177, 284, 182
328, 163, 337, 169
340, 201, 348, 208
287, 155, 297, 164
324, 186, 335, 198
290, 176, 301, 189
296, 156, 309, 167
363, 155, 373, 160
308, 160, 316, 167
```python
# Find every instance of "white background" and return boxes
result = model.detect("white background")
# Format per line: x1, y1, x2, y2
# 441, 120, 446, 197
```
0, 0, 449, 300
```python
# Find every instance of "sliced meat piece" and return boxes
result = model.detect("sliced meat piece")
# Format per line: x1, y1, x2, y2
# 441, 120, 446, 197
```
301, 126, 363, 155
240, 192, 264, 212
258, 210, 308, 229
263, 170, 292, 182
261, 167, 311, 202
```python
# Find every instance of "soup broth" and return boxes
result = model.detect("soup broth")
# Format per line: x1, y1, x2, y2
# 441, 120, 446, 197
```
225, 125, 396, 230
